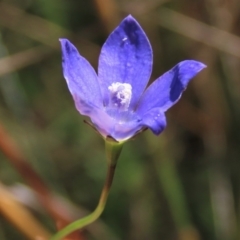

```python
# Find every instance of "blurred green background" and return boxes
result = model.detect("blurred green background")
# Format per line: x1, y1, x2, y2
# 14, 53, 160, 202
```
0, 0, 240, 240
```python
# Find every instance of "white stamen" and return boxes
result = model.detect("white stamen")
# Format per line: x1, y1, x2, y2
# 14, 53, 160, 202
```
108, 82, 132, 111
122, 37, 128, 41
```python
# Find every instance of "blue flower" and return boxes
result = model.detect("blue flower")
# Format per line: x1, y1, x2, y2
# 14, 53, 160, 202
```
60, 15, 206, 142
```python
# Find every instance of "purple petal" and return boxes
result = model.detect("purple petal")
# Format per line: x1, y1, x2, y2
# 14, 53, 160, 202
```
141, 108, 166, 135
137, 60, 206, 115
89, 108, 142, 141
60, 39, 103, 115
98, 15, 153, 109
111, 121, 142, 141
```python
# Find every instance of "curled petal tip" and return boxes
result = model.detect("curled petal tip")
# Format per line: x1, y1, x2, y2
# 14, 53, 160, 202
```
125, 14, 134, 19
141, 109, 167, 135
59, 38, 68, 44
201, 62, 207, 68
59, 39, 72, 52
193, 61, 207, 70
123, 14, 138, 24
181, 60, 207, 72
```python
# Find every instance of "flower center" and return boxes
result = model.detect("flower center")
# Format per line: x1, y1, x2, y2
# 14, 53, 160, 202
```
108, 82, 132, 111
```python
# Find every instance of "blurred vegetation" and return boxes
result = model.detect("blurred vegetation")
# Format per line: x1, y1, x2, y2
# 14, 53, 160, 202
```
0, 0, 240, 239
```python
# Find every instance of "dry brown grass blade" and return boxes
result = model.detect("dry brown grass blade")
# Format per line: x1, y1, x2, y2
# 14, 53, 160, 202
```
94, 0, 120, 33
0, 182, 51, 240
0, 2, 69, 48
157, 8, 240, 58
123, 0, 169, 16
0, 45, 53, 77
0, 123, 84, 240
0, 2, 101, 77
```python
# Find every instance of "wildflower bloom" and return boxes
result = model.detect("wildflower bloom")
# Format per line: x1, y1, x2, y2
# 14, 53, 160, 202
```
60, 15, 206, 142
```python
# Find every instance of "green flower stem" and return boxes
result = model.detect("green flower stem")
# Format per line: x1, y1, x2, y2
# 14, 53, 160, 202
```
50, 140, 123, 240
